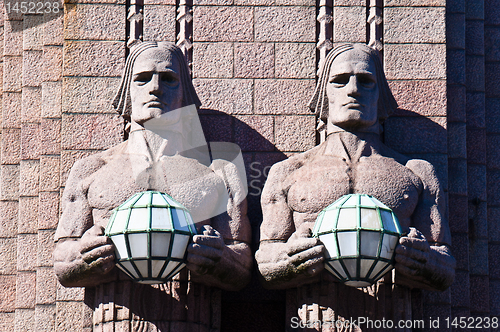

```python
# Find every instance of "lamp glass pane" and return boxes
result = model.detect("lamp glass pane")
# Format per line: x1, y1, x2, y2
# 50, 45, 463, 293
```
319, 210, 337, 233
319, 233, 339, 258
128, 233, 149, 258
330, 260, 347, 278
119, 261, 140, 279
381, 210, 397, 233
172, 209, 189, 232
151, 232, 171, 257
160, 261, 179, 279
342, 258, 357, 278
171, 262, 186, 277
163, 195, 182, 208
372, 198, 389, 209
110, 210, 129, 234
360, 208, 380, 229
134, 260, 149, 278
152, 193, 168, 206
151, 259, 166, 278
337, 209, 358, 230
377, 264, 393, 280
368, 260, 388, 280
134, 193, 151, 207
360, 231, 381, 257
120, 196, 139, 210
171, 234, 190, 258
337, 231, 357, 256
360, 195, 376, 207
110, 234, 128, 259
128, 208, 150, 231
325, 263, 342, 279
360, 259, 375, 278
380, 234, 398, 259
344, 195, 359, 207
151, 207, 172, 230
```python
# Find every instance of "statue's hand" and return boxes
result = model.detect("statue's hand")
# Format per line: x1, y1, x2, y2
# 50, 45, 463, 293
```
78, 225, 116, 275
186, 225, 224, 275
394, 227, 431, 277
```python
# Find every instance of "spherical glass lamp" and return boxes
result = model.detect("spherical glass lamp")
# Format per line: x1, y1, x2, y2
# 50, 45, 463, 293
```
312, 194, 404, 288
105, 191, 197, 284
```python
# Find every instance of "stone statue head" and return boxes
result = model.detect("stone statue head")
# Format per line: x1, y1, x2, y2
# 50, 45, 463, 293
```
112, 41, 202, 124
308, 43, 398, 132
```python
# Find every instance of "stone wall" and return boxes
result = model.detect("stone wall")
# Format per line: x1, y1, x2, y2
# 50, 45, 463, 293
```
0, 0, 498, 331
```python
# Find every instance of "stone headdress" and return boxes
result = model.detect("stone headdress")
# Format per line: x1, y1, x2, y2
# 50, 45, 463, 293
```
308, 43, 398, 132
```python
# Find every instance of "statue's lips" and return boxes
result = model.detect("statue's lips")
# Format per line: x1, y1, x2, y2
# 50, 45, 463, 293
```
145, 100, 163, 107
343, 102, 363, 108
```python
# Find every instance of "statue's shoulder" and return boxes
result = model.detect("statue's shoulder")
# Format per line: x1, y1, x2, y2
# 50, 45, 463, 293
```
267, 145, 322, 180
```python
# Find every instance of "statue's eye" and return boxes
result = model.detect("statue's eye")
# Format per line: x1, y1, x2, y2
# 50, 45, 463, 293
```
357, 74, 376, 88
133, 72, 152, 84
161, 72, 179, 85
330, 74, 350, 85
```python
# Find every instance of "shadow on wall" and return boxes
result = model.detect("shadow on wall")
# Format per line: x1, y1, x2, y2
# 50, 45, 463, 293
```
4, 0, 63, 31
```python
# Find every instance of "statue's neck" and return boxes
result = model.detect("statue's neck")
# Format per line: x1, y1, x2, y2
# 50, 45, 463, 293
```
324, 129, 381, 162
129, 121, 186, 160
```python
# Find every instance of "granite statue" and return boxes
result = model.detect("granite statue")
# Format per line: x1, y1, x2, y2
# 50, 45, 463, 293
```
53, 41, 251, 330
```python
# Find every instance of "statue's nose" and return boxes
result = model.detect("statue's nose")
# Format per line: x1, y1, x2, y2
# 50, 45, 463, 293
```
346, 76, 361, 97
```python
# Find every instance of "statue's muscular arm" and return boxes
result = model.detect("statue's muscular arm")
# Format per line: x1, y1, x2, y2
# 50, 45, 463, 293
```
395, 159, 456, 291
53, 156, 117, 288
255, 156, 325, 289
187, 160, 253, 291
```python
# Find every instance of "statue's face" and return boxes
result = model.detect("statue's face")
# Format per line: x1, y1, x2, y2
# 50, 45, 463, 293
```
130, 47, 183, 125
326, 49, 379, 130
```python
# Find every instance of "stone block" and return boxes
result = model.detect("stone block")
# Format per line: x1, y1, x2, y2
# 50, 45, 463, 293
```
0, 165, 20, 200
466, 0, 484, 20
490, 280, 500, 316
275, 43, 315, 79
468, 164, 487, 202
40, 156, 60, 192
55, 302, 85, 331
487, 134, 500, 170
199, 114, 234, 142
384, 0, 445, 5
384, 7, 445, 44
234, 43, 274, 78
35, 305, 56, 331
276, 0, 314, 6
255, 7, 315, 42
234, 0, 273, 5
22, 51, 44, 87
384, 44, 446, 80
0, 238, 17, 274
448, 193, 468, 233
22, 87, 42, 123
448, 0, 465, 13
43, 11, 64, 46
193, 6, 253, 42
447, 13, 465, 50
38, 192, 60, 230
384, 116, 447, 154
489, 207, 500, 242
40, 119, 61, 155
335, 0, 365, 5
65, 0, 125, 3
447, 49, 466, 86
143, 5, 176, 42
56, 283, 85, 302
486, 98, 500, 134
487, 170, 500, 206
450, 270, 470, 308
64, 4, 125, 41
61, 113, 123, 150
0, 275, 16, 312
254, 79, 315, 115
23, 15, 43, 51
422, 304, 451, 324
3, 56, 22, 92
16, 272, 36, 309
470, 275, 489, 313
21, 123, 40, 160
2, 92, 22, 128
486, 26, 500, 63
62, 77, 119, 114
63, 41, 125, 77
0, 26, 3, 57
145, 0, 176, 4
447, 85, 466, 122
451, 232, 468, 271
490, 243, 500, 279
234, 115, 274, 152
465, 20, 484, 56
466, 56, 485, 93
14, 308, 35, 332
192, 42, 233, 78
466, 92, 485, 129
0, 201, 18, 238
37, 230, 55, 267
60, 150, 94, 186
41, 82, 62, 118
485, 63, 500, 98
17, 234, 37, 271
467, 128, 486, 164
19, 160, 39, 197
4, 20, 22, 56
333, 6, 366, 43
469, 239, 489, 275
0, 313, 14, 331
447, 122, 467, 159
1, 129, 21, 165
19, 197, 38, 234
389, 80, 446, 117
486, 0, 500, 25
193, 79, 253, 114
275, 115, 316, 152
42, 46, 63, 82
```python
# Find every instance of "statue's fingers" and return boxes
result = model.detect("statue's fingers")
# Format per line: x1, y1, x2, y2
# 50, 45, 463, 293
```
287, 238, 321, 256
80, 235, 112, 254
82, 244, 115, 264
192, 234, 224, 249
91, 255, 115, 274
395, 252, 426, 270
399, 237, 430, 253
187, 243, 222, 261
296, 257, 324, 276
289, 245, 324, 265
394, 262, 419, 277
186, 253, 216, 274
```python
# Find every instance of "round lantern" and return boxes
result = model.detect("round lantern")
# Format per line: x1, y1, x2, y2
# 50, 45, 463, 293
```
105, 191, 197, 284
312, 194, 404, 287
